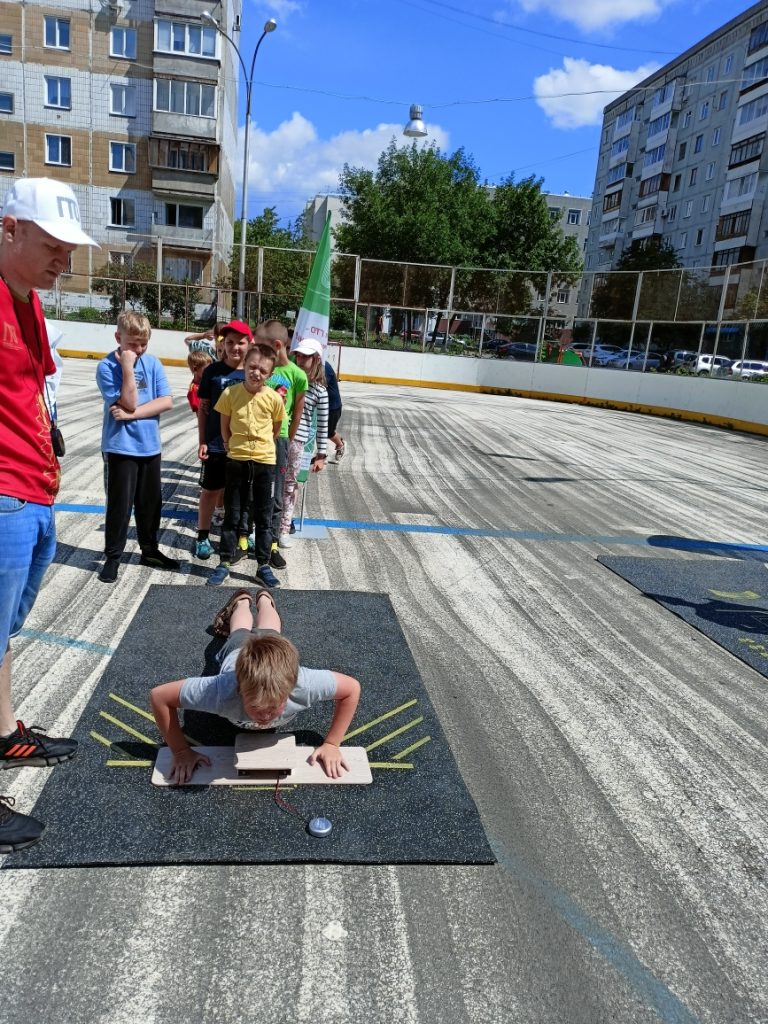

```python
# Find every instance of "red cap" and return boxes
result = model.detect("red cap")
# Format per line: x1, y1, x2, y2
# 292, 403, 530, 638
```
220, 320, 253, 341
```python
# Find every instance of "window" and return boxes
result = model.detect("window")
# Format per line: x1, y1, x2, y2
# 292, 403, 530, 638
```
652, 83, 673, 107
110, 83, 137, 117
729, 132, 765, 167
672, 173, 681, 192
0, 93, 12, 114
701, 194, 711, 213
556, 290, 570, 304
684, 200, 693, 217
717, 211, 750, 239
108, 251, 133, 268
606, 162, 627, 185
683, 110, 692, 129
603, 190, 622, 213
567, 209, 581, 225
45, 135, 71, 166
616, 107, 635, 130
0, 152, 14, 172
0, 34, 11, 55
635, 205, 658, 225
689, 166, 698, 186
109, 142, 136, 173
695, 228, 704, 245
648, 112, 671, 137
639, 173, 665, 197
748, 21, 768, 55
665, 204, 677, 222
44, 16, 70, 49
694, 134, 704, 154
155, 19, 217, 58
163, 257, 203, 283
706, 64, 715, 83
154, 79, 215, 118
643, 143, 666, 168
164, 203, 203, 229
712, 247, 742, 268
705, 162, 715, 181
738, 94, 768, 126
109, 198, 135, 227
45, 76, 71, 110
712, 127, 721, 146
678, 141, 687, 160
149, 138, 212, 173
548, 207, 560, 221
679, 231, 688, 248
719, 91, 728, 110
609, 136, 630, 159
699, 101, 710, 120
724, 170, 758, 199
110, 27, 137, 60
724, 55, 733, 74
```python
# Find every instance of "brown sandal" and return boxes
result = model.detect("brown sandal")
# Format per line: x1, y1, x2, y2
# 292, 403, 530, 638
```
211, 586, 275, 637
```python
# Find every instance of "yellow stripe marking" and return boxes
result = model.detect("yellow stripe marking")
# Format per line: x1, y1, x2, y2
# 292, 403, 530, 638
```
344, 699, 418, 741
109, 692, 155, 722
365, 716, 424, 753
98, 711, 158, 746
369, 762, 413, 769
392, 735, 432, 760
106, 759, 153, 767
90, 730, 115, 750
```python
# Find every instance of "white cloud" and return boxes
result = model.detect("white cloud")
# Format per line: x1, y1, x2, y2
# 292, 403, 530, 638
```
256, 0, 304, 20
533, 57, 660, 129
240, 112, 450, 212
514, 0, 673, 31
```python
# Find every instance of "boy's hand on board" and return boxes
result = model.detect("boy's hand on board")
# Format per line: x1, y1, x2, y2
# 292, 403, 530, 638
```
169, 748, 212, 785
309, 742, 349, 779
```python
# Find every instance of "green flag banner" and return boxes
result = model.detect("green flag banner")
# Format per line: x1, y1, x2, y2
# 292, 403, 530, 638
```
291, 215, 331, 358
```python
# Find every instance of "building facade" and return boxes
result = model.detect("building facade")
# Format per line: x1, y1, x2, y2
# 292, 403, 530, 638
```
544, 192, 590, 322
0, 0, 240, 291
585, 0, 768, 283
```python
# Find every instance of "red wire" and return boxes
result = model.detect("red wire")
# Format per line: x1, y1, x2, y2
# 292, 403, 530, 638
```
273, 772, 307, 823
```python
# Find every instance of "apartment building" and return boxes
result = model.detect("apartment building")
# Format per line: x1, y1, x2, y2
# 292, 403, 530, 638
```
0, 0, 240, 289
544, 192, 590, 321
585, 0, 768, 284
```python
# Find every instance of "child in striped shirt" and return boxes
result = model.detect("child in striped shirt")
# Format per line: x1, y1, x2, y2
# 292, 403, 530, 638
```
279, 338, 328, 547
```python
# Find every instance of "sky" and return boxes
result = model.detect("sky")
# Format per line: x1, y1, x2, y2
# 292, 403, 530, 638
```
227, 0, 757, 227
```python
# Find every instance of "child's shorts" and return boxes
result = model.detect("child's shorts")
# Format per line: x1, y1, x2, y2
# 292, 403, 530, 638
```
217, 626, 281, 666
200, 452, 227, 491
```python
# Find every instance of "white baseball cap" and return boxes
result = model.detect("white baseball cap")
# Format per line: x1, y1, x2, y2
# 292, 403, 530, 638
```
2, 177, 98, 246
293, 337, 323, 357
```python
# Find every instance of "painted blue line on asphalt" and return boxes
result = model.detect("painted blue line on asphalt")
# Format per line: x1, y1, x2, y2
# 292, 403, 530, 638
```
490, 838, 702, 1024
17, 628, 115, 656
54, 503, 768, 553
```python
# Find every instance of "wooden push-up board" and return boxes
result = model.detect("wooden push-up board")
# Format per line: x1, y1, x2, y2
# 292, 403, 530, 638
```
234, 733, 299, 772
151, 742, 373, 787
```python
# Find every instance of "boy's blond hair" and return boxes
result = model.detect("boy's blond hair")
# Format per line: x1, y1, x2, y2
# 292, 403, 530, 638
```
244, 343, 277, 370
116, 310, 151, 340
236, 633, 299, 708
187, 349, 213, 373
254, 319, 289, 347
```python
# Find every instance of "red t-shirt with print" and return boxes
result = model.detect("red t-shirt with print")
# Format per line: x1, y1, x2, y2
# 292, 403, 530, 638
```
0, 280, 60, 504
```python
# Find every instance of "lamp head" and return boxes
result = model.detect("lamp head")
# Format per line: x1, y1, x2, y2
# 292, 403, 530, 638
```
201, 10, 217, 25
263, 18, 277, 32
403, 104, 427, 138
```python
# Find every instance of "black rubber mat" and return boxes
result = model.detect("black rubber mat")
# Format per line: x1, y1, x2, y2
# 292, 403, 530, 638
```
599, 555, 768, 680
6, 586, 494, 868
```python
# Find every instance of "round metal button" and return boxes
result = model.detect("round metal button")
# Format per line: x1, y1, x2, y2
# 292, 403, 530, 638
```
308, 816, 332, 838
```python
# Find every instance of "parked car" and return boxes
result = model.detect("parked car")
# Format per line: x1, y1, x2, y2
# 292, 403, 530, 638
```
695, 354, 732, 376
669, 349, 697, 368
497, 341, 537, 360
728, 359, 768, 380
605, 348, 663, 370
566, 342, 624, 366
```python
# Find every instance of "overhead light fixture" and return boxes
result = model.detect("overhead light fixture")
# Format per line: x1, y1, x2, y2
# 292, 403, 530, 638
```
403, 103, 427, 138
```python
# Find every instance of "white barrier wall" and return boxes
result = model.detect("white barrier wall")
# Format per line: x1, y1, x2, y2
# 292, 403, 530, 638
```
51, 321, 768, 434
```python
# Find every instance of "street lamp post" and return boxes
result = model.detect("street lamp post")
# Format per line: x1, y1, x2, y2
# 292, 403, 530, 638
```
202, 11, 277, 319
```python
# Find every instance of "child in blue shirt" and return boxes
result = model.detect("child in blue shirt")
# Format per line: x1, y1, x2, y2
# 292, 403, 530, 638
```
96, 311, 178, 583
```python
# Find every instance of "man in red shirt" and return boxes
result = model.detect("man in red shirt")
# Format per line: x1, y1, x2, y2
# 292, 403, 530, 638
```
0, 178, 97, 854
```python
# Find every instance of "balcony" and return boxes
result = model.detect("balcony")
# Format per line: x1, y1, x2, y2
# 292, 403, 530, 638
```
152, 223, 213, 248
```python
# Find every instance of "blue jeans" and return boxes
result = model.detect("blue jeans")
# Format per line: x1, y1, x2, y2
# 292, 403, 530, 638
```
0, 496, 56, 654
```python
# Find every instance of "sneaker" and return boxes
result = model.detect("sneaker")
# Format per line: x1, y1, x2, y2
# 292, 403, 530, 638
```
237, 536, 248, 552
335, 440, 346, 462
256, 565, 281, 589
289, 520, 296, 535
140, 549, 180, 571
212, 507, 225, 526
195, 537, 214, 560
270, 547, 287, 569
207, 563, 231, 587
0, 720, 78, 769
98, 557, 120, 583
0, 796, 44, 854
279, 533, 294, 549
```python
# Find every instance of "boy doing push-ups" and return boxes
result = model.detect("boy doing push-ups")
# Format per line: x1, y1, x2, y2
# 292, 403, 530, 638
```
150, 588, 361, 784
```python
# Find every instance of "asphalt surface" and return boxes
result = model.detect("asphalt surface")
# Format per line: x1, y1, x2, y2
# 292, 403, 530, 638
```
0, 360, 766, 1024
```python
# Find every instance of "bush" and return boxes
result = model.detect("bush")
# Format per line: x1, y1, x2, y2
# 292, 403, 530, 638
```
65, 307, 107, 323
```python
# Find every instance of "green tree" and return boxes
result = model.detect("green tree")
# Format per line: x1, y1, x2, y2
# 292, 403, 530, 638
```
590, 239, 682, 320
92, 259, 200, 328
232, 207, 310, 320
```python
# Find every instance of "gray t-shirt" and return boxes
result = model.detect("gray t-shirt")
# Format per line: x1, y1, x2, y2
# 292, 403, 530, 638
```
179, 629, 337, 730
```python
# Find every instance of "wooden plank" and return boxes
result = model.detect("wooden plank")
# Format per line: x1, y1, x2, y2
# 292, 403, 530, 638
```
151, 745, 373, 787
233, 733, 298, 771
